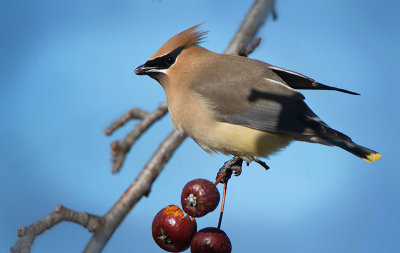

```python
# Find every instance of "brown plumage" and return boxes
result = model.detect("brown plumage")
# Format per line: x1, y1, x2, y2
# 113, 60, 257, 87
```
149, 24, 207, 61
135, 25, 381, 163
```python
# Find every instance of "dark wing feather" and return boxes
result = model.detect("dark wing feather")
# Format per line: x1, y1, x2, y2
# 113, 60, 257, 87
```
268, 65, 360, 95
191, 54, 352, 143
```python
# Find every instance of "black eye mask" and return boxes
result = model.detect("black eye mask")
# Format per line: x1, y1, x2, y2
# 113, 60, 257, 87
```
144, 46, 184, 70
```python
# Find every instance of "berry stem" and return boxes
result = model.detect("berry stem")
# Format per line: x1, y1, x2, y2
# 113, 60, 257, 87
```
214, 172, 227, 186
217, 181, 228, 230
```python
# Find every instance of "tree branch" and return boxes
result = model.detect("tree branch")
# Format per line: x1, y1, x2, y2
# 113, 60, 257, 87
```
106, 102, 168, 173
104, 108, 149, 136
83, 130, 186, 253
225, 0, 276, 55
237, 37, 262, 57
11, 205, 102, 253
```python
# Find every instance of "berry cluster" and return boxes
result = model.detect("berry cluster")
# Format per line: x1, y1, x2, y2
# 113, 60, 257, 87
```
152, 179, 232, 252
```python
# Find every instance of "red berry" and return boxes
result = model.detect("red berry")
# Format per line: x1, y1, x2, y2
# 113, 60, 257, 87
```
152, 205, 197, 252
191, 227, 232, 253
181, 179, 220, 217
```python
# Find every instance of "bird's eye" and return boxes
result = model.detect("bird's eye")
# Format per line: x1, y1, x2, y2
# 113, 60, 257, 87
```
165, 56, 175, 65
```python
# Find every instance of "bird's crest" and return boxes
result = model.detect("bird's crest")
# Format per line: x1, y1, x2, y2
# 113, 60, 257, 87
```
150, 24, 207, 60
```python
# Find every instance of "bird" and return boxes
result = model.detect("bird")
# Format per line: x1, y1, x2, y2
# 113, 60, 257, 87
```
134, 24, 381, 169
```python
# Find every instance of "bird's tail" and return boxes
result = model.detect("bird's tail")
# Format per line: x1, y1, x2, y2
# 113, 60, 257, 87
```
327, 139, 381, 163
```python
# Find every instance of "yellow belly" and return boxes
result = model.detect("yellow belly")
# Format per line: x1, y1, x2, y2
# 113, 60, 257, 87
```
196, 121, 292, 162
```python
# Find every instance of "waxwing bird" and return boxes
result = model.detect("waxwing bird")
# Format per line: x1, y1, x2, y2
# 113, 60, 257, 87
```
135, 24, 381, 165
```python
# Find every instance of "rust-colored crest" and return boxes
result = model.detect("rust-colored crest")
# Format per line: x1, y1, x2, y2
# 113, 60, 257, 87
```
150, 24, 207, 60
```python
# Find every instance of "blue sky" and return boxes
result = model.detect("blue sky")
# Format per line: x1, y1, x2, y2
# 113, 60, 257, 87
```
1, 0, 399, 252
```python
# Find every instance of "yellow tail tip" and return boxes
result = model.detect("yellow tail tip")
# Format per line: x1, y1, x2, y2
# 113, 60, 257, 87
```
362, 153, 382, 163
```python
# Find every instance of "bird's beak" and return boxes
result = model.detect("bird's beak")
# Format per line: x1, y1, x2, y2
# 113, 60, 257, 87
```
134, 64, 153, 75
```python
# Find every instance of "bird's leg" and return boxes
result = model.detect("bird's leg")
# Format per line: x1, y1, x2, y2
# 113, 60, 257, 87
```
216, 157, 243, 183
254, 158, 270, 171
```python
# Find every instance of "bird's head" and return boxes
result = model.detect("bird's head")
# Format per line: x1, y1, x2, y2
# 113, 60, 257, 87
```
134, 24, 207, 83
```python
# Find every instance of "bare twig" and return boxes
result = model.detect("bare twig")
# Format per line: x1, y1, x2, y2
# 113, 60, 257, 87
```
238, 37, 262, 57
83, 130, 186, 253
104, 108, 149, 136
225, 0, 276, 55
11, 205, 102, 253
108, 102, 168, 173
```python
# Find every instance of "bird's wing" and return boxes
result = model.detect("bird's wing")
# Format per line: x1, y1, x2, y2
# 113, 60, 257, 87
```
267, 65, 360, 95
191, 54, 351, 143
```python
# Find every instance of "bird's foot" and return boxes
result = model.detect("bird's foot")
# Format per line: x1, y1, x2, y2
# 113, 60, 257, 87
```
216, 157, 243, 184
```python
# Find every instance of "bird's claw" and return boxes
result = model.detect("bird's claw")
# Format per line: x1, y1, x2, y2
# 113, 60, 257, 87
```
216, 157, 243, 184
